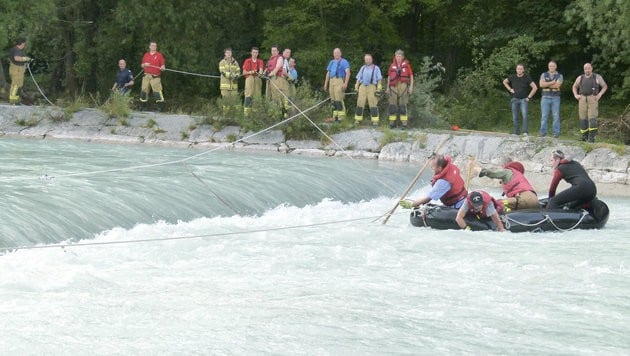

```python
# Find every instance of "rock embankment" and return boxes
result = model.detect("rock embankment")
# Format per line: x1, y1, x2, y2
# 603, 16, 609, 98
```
1, 104, 629, 197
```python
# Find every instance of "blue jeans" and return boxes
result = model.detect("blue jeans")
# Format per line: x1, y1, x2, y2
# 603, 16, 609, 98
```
510, 98, 529, 134
540, 95, 561, 137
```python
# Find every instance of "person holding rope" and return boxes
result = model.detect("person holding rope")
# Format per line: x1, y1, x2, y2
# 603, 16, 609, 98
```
353, 53, 383, 126
219, 47, 241, 115
400, 154, 468, 209
8, 37, 32, 105
112, 59, 134, 95
323, 48, 350, 122
387, 49, 414, 129
264, 45, 289, 118
242, 47, 264, 117
139, 41, 166, 111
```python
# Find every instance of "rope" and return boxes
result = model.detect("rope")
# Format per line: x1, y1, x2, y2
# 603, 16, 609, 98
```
505, 209, 590, 232
0, 215, 382, 253
0, 97, 330, 183
26, 63, 55, 106
145, 64, 221, 79
266, 76, 399, 196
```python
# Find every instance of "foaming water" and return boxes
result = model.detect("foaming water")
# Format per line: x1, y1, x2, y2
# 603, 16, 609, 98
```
0, 138, 629, 354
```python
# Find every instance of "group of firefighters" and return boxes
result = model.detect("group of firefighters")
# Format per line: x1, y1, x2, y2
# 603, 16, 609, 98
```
119, 42, 416, 126
7, 38, 415, 127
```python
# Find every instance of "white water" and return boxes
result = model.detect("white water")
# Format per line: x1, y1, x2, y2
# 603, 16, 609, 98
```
1, 138, 628, 354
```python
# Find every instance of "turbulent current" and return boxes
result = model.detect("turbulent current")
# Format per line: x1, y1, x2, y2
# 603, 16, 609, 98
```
1, 138, 628, 354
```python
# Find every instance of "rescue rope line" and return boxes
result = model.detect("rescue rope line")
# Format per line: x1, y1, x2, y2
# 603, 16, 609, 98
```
0, 97, 330, 183
266, 76, 398, 196
0, 215, 383, 253
144, 64, 222, 79
26, 63, 55, 106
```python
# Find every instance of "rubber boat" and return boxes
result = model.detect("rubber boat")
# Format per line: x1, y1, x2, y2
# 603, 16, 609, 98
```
409, 198, 609, 232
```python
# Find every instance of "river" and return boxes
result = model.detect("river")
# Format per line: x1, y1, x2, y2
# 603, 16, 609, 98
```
1, 138, 628, 354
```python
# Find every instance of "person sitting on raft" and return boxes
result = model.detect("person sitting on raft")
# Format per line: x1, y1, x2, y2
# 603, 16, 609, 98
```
477, 160, 538, 210
547, 149, 597, 210
400, 154, 468, 209
455, 190, 506, 232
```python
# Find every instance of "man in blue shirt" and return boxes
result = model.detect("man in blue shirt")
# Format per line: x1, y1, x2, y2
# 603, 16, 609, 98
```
539, 60, 563, 138
323, 48, 350, 122
112, 59, 134, 95
353, 54, 383, 126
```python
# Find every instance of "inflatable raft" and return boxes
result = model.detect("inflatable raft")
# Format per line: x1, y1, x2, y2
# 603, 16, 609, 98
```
409, 198, 609, 232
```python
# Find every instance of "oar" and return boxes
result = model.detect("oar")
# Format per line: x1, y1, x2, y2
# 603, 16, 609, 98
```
381, 136, 449, 225
465, 155, 476, 190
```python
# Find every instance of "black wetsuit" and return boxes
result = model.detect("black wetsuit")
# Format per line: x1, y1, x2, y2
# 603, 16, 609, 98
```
547, 160, 596, 209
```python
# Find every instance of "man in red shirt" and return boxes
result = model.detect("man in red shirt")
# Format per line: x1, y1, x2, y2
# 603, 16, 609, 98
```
242, 47, 264, 116
140, 41, 166, 111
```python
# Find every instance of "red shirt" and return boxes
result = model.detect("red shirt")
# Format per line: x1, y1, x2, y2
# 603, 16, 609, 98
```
142, 51, 165, 76
243, 58, 264, 78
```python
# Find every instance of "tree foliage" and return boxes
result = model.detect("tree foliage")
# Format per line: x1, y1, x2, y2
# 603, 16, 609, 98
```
1, 0, 626, 131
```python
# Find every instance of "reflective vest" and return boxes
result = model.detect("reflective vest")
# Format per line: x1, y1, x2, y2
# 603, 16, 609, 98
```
466, 190, 505, 217
219, 58, 240, 90
388, 59, 412, 86
541, 71, 561, 95
431, 156, 467, 206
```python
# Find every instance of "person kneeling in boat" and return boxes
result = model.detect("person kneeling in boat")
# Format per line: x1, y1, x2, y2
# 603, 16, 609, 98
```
477, 161, 538, 210
401, 154, 468, 209
456, 191, 507, 232
547, 150, 596, 210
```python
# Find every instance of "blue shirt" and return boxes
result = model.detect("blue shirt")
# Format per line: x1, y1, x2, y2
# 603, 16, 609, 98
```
288, 68, 298, 81
429, 179, 465, 208
327, 58, 350, 79
356, 64, 382, 85
115, 68, 134, 91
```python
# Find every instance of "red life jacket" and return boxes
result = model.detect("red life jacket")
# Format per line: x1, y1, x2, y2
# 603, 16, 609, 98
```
266, 55, 283, 77
431, 156, 467, 206
466, 190, 505, 217
388, 58, 412, 86
502, 167, 535, 198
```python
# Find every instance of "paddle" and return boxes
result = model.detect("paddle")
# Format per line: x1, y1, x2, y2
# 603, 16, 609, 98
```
465, 155, 476, 190
381, 136, 449, 225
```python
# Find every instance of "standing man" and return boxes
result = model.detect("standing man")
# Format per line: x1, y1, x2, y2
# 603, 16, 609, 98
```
539, 60, 563, 138
112, 59, 134, 95
242, 47, 264, 117
572, 63, 608, 142
265, 45, 289, 116
140, 41, 166, 111
353, 53, 383, 126
218, 47, 241, 115
503, 64, 537, 136
387, 49, 414, 129
287, 57, 298, 100
9, 38, 32, 105
323, 48, 350, 122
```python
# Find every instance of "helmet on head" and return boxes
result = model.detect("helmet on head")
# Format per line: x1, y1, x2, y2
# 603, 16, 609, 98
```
470, 191, 484, 207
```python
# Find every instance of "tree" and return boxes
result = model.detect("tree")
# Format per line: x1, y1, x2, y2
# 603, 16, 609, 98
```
565, 0, 630, 99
